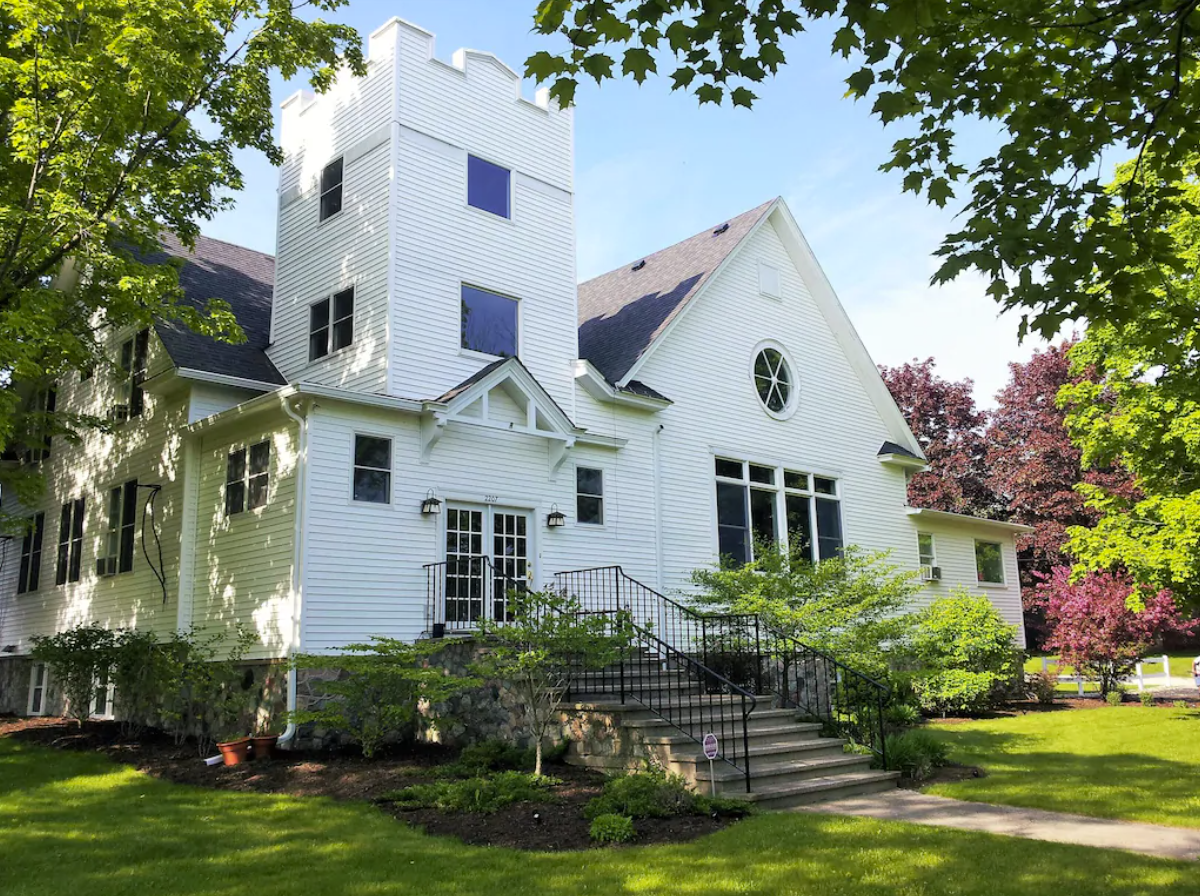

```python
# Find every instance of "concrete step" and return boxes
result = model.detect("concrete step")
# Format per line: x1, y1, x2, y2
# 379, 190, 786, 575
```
631, 722, 830, 750
669, 737, 850, 765
731, 770, 900, 810
700, 754, 875, 794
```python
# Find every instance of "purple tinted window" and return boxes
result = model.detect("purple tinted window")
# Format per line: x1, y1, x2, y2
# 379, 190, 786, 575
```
467, 155, 510, 218
461, 285, 518, 357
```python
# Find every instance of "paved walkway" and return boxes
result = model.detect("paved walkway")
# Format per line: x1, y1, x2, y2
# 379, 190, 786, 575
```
796, 790, 1200, 861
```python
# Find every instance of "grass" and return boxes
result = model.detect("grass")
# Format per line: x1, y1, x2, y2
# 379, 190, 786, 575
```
1024, 653, 1196, 678
2, 739, 1196, 895
928, 705, 1200, 828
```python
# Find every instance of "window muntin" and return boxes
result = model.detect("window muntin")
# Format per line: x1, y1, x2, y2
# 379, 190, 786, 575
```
91, 670, 115, 720
714, 457, 841, 565
460, 285, 518, 357
467, 154, 511, 218
319, 157, 343, 221
975, 540, 1004, 584
918, 533, 936, 568
17, 512, 45, 594
753, 347, 792, 414
118, 329, 149, 419
55, 498, 85, 586
353, 435, 392, 504
308, 287, 354, 361
226, 441, 270, 516
576, 466, 605, 525
28, 663, 47, 716
99, 480, 137, 576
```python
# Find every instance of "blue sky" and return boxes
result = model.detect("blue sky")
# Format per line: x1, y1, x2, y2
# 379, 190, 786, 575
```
205, 1, 1054, 405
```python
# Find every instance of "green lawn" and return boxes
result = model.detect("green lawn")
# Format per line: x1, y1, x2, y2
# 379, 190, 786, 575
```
928, 706, 1200, 828
1024, 653, 1196, 678
1, 739, 1195, 895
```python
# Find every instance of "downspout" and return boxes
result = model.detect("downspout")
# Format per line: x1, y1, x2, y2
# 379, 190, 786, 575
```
277, 395, 311, 748
652, 423, 665, 593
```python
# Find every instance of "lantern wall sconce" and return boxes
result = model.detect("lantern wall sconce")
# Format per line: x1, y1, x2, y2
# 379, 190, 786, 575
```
420, 489, 443, 515
546, 504, 566, 528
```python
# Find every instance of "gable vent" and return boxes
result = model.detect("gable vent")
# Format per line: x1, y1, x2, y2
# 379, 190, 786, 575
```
713, 222, 730, 235
631, 259, 646, 271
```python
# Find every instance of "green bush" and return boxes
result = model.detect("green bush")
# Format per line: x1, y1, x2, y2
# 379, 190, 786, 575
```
1025, 669, 1058, 705
109, 629, 175, 738
584, 770, 696, 820
159, 626, 258, 754
884, 729, 950, 781
385, 771, 559, 814
1106, 690, 1124, 707
907, 592, 1019, 715
30, 624, 116, 725
435, 739, 536, 779
589, 813, 635, 844
884, 702, 922, 729
1139, 691, 1156, 708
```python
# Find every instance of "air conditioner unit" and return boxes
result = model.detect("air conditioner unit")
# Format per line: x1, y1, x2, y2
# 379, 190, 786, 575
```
921, 565, 942, 582
107, 403, 130, 423
95, 557, 117, 578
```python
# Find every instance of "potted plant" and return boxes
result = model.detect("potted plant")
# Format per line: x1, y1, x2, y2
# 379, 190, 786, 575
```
216, 732, 252, 766
251, 719, 280, 760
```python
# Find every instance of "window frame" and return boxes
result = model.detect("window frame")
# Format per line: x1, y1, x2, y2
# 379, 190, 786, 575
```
27, 662, 48, 716
575, 466, 605, 526
459, 283, 520, 359
750, 340, 798, 420
318, 156, 344, 223
55, 498, 85, 586
713, 457, 841, 566
351, 433, 393, 505
117, 329, 149, 420
17, 512, 45, 594
98, 480, 137, 576
917, 532, 937, 569
466, 153, 512, 219
24, 386, 57, 463
308, 287, 355, 362
90, 670, 116, 720
974, 539, 1005, 585
225, 440, 271, 517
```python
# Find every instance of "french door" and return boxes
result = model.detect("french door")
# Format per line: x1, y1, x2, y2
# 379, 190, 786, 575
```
444, 504, 531, 625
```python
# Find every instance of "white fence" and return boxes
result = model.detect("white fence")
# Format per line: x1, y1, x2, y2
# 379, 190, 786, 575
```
1040, 655, 1183, 695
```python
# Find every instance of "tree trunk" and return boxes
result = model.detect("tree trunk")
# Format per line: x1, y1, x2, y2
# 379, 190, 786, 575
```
534, 738, 543, 777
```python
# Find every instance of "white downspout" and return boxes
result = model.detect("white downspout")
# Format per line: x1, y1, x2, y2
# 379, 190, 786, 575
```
652, 423, 665, 593
277, 395, 311, 747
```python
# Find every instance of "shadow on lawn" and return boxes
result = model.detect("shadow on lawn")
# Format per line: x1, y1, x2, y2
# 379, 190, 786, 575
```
928, 725, 1200, 826
1, 742, 1197, 896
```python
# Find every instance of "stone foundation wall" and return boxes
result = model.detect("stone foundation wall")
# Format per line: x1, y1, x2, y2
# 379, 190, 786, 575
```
0, 655, 65, 716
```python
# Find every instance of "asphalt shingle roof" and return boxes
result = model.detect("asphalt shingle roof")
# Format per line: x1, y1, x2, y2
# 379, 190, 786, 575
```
879, 440, 924, 460
150, 234, 285, 386
577, 199, 776, 384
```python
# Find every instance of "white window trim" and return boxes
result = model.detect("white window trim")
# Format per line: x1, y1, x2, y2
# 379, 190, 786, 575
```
90, 675, 116, 720
459, 281, 522, 360
749, 339, 800, 421
464, 152, 515, 222
974, 539, 1006, 585
27, 662, 48, 716
350, 432, 394, 507
225, 440, 271, 517
575, 465, 605, 527
758, 261, 782, 300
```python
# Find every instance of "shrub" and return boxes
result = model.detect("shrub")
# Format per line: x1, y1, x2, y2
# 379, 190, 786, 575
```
160, 626, 258, 754
385, 771, 559, 814
109, 629, 175, 738
584, 769, 697, 820
1174, 700, 1190, 710
290, 638, 478, 759
589, 813, 636, 844
435, 739, 536, 779
1106, 690, 1124, 707
1025, 669, 1058, 705
884, 702, 923, 729
30, 624, 116, 725
1139, 691, 1156, 707
884, 729, 950, 781
907, 592, 1019, 715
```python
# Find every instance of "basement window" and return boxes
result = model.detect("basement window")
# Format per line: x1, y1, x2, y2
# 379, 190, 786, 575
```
28, 663, 48, 716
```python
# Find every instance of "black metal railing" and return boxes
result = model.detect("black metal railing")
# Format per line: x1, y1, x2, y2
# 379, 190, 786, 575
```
424, 556, 527, 635
555, 565, 889, 768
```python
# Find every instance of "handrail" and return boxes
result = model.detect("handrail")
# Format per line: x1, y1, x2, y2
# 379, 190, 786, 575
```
424, 556, 527, 635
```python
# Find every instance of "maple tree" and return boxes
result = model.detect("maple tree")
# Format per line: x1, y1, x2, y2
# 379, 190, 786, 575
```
1034, 567, 1196, 697
878, 358, 998, 518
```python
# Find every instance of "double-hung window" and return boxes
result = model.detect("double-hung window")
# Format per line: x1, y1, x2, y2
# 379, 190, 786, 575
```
17, 512, 45, 593
226, 441, 270, 515
118, 329, 149, 420
91, 670, 116, 720
24, 387, 56, 463
576, 467, 604, 525
28, 663, 48, 716
55, 498, 85, 585
975, 540, 1004, 584
309, 287, 354, 361
352, 435, 391, 504
467, 155, 511, 218
714, 458, 842, 566
98, 480, 137, 576
319, 157, 343, 221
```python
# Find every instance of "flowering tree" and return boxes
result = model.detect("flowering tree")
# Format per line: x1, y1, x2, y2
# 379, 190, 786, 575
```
1035, 568, 1197, 696
879, 358, 999, 518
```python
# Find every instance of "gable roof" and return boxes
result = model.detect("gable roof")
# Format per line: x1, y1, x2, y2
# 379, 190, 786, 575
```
577, 199, 776, 384
149, 234, 286, 386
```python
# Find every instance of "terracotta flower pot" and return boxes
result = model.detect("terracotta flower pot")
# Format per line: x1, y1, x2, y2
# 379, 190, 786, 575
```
217, 738, 251, 766
251, 735, 279, 760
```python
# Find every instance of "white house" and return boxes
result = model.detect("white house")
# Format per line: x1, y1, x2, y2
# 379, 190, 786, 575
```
0, 18, 1029, 722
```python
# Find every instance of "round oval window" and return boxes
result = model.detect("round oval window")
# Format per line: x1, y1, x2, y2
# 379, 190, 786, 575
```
754, 347, 792, 414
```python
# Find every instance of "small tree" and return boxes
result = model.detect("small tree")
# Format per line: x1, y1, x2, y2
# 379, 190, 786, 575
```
907, 592, 1020, 715
30, 624, 116, 725
290, 638, 478, 759
109, 629, 176, 738
1035, 568, 1197, 697
691, 544, 919, 678
475, 589, 630, 776
156, 626, 258, 754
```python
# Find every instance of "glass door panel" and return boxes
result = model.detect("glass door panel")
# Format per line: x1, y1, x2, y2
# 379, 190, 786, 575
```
445, 507, 484, 623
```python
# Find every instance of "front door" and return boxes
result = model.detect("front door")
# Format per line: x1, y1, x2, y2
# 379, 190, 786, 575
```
444, 504, 531, 625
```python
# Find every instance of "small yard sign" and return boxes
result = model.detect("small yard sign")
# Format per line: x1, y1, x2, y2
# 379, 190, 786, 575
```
702, 733, 719, 797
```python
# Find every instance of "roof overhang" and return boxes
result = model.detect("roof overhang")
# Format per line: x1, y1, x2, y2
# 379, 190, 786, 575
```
574, 360, 671, 411
905, 507, 1035, 534
144, 366, 285, 398
878, 453, 929, 472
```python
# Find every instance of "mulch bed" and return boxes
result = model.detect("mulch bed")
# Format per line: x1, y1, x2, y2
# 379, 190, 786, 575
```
0, 716, 740, 850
